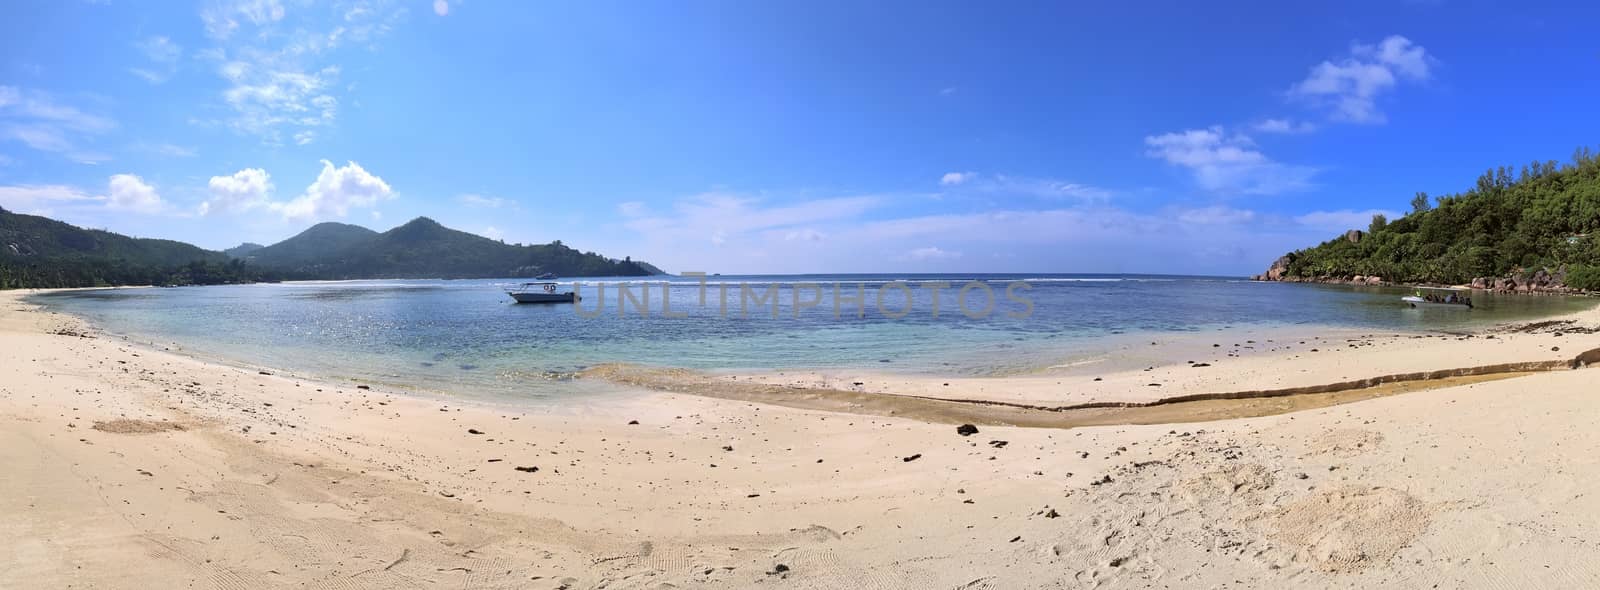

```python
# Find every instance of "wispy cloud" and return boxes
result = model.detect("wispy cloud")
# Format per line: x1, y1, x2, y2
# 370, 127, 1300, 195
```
1288, 35, 1434, 124
198, 0, 406, 145
132, 141, 197, 158
129, 36, 182, 84
939, 172, 1113, 201
0, 86, 117, 163
457, 193, 516, 209
1144, 125, 1315, 195
1252, 118, 1317, 134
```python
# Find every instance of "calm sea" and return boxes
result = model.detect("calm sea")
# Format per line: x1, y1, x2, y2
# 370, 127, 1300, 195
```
30, 275, 1596, 400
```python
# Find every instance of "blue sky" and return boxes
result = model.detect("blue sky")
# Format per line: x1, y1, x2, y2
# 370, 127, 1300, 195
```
3, 0, 1599, 275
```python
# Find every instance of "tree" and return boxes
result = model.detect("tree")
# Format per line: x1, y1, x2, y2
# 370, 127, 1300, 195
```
1369, 213, 1388, 234
1410, 192, 1432, 214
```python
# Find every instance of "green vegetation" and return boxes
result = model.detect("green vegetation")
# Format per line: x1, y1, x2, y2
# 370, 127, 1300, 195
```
1279, 146, 1600, 287
242, 217, 656, 279
0, 207, 279, 288
1, 208, 658, 290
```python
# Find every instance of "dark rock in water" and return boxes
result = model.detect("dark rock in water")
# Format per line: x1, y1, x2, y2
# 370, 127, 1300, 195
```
458, 364, 479, 371
432, 352, 449, 361
356, 384, 371, 390
468, 428, 484, 435
1093, 377, 1103, 381
902, 453, 922, 462
1191, 363, 1211, 368
956, 424, 979, 436
1009, 536, 1022, 543
722, 445, 734, 451
878, 359, 891, 363
419, 362, 435, 367
627, 420, 639, 425
989, 440, 1008, 448
514, 466, 539, 472
258, 371, 273, 376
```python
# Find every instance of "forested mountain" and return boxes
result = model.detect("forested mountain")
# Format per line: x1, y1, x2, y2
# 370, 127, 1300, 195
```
1, 209, 659, 289
236, 217, 658, 279
0, 206, 273, 288
223, 242, 265, 258
1261, 146, 1600, 291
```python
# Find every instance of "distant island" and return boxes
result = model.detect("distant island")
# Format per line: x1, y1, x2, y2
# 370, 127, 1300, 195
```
0, 208, 660, 289
1256, 146, 1600, 294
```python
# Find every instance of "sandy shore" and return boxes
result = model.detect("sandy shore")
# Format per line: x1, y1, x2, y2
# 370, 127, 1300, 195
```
4, 289, 1600, 588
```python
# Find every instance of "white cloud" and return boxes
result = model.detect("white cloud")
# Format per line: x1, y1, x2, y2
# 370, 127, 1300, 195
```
274, 160, 394, 220
106, 174, 165, 213
1289, 35, 1433, 124
199, 0, 403, 145
0, 86, 117, 161
483, 226, 503, 241
940, 172, 1112, 201
940, 171, 974, 186
1144, 125, 1315, 195
433, 0, 449, 16
1252, 118, 1316, 134
201, 168, 273, 215
1294, 208, 1402, 232
129, 36, 182, 83
458, 193, 515, 209
0, 184, 100, 213
202, 0, 286, 41
905, 246, 960, 260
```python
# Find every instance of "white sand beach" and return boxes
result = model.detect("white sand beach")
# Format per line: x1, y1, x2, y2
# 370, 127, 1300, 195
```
5, 289, 1600, 588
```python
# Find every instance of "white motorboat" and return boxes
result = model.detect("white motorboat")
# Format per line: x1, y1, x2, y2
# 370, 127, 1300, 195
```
507, 281, 578, 304
1402, 287, 1472, 309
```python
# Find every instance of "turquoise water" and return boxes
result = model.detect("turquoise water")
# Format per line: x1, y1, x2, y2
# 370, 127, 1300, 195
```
30, 275, 1595, 400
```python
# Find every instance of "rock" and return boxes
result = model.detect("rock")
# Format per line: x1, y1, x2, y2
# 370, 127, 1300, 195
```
1044, 508, 1060, 518
722, 445, 734, 451
467, 428, 485, 435
627, 420, 639, 425
1344, 229, 1363, 244
989, 440, 1009, 448
356, 384, 371, 390
514, 466, 539, 472
902, 454, 922, 462
956, 424, 979, 436
1191, 363, 1211, 368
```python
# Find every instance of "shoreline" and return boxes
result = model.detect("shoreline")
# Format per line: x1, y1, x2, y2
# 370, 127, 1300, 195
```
7, 290, 1600, 587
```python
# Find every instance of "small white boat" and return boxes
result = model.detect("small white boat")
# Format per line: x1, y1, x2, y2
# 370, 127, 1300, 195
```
1402, 287, 1472, 309
507, 282, 578, 304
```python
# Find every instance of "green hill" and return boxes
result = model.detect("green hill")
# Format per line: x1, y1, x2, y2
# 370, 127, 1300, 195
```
241, 217, 658, 279
0, 206, 268, 288
223, 242, 265, 258
1259, 146, 1600, 292
1, 209, 660, 289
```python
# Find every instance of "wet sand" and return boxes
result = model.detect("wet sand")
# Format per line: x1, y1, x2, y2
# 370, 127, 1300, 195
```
5, 289, 1600, 588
